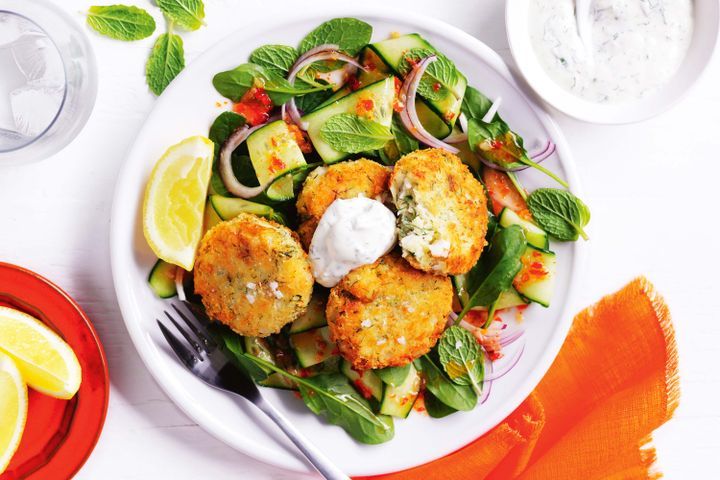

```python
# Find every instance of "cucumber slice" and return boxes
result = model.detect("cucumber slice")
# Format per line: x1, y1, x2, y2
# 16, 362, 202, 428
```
375, 364, 411, 387
246, 120, 307, 201
302, 77, 396, 163
148, 259, 177, 298
243, 337, 278, 375
367, 34, 466, 130
289, 291, 328, 334
210, 195, 275, 221
514, 245, 557, 307
379, 362, 421, 418
499, 208, 549, 249
258, 372, 298, 390
341, 359, 384, 402
290, 326, 337, 368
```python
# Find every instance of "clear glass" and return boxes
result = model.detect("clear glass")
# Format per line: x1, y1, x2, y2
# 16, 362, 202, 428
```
0, 0, 97, 165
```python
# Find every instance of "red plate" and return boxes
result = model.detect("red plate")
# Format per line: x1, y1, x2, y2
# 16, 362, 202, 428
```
0, 263, 109, 480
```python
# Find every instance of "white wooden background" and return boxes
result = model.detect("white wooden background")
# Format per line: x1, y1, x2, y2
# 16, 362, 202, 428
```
1, 0, 718, 478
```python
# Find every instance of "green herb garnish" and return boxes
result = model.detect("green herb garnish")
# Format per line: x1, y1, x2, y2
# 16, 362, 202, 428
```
248, 45, 299, 74
298, 17, 373, 56
437, 326, 485, 395
527, 188, 590, 241
86, 5, 156, 41
156, 0, 205, 31
145, 32, 185, 95
320, 113, 393, 153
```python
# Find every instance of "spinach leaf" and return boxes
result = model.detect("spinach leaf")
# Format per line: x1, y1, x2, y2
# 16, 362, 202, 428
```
320, 114, 393, 153
295, 89, 334, 113
378, 115, 419, 164
156, 0, 205, 31
207, 112, 259, 196
375, 364, 411, 387
438, 326, 484, 394
424, 390, 458, 418
398, 48, 458, 101
211, 326, 269, 382
456, 225, 527, 321
86, 5, 156, 41
527, 188, 590, 241
298, 18, 372, 56
213, 63, 328, 105
249, 45, 298, 74
417, 355, 476, 411
461, 86, 495, 121
146, 33, 185, 95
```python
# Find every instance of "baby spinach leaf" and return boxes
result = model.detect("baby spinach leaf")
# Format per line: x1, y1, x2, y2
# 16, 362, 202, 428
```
375, 364, 411, 387
156, 0, 205, 31
299, 374, 394, 444
378, 115, 419, 164
298, 17, 372, 56
424, 390, 458, 418
249, 45, 298, 74
146, 33, 185, 95
438, 326, 484, 394
456, 225, 527, 321
86, 5, 156, 41
527, 188, 590, 241
461, 86, 495, 121
208, 112, 259, 196
210, 326, 269, 382
320, 113, 393, 153
417, 355, 476, 411
213, 63, 328, 105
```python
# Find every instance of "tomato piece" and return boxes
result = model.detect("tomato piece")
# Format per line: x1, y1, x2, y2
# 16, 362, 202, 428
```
482, 168, 530, 218
232, 87, 274, 126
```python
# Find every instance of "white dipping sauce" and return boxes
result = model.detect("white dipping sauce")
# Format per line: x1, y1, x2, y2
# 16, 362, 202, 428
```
529, 0, 694, 103
309, 196, 397, 288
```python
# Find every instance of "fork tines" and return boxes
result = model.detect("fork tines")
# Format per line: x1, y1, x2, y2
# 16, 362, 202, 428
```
156, 303, 217, 369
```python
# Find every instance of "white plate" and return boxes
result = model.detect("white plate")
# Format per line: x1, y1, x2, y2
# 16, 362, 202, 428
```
111, 7, 586, 476
505, 0, 719, 124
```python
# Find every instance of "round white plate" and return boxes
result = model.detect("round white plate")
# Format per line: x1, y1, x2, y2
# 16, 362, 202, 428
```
111, 7, 586, 476
505, 0, 719, 124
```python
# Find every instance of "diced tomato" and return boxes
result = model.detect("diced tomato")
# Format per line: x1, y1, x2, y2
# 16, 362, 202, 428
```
482, 168, 530, 217
347, 75, 361, 91
232, 87, 273, 126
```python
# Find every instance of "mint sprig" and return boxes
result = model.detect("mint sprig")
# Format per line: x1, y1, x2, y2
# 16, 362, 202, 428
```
86, 5, 156, 41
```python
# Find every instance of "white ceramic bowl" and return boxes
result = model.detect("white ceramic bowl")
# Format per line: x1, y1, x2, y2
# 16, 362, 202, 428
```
506, 0, 719, 124
111, 6, 586, 476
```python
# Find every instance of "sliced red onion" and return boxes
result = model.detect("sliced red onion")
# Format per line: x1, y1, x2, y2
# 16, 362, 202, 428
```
283, 47, 365, 131
398, 56, 460, 154
479, 356, 493, 404
444, 129, 468, 144
175, 267, 187, 302
219, 123, 269, 198
528, 140, 556, 162
315, 62, 358, 92
484, 338, 526, 382
481, 97, 502, 124
498, 328, 524, 348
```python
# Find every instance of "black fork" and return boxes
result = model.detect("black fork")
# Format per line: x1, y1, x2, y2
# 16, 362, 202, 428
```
157, 303, 348, 480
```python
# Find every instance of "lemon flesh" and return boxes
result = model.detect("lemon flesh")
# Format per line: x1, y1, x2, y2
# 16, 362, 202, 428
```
0, 306, 81, 400
143, 136, 214, 270
0, 351, 28, 474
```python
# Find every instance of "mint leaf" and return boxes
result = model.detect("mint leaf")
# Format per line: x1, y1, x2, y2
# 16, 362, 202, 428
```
438, 326, 484, 394
527, 188, 590, 241
249, 45, 298, 74
213, 63, 328, 105
417, 355, 477, 411
398, 48, 458, 101
86, 5, 156, 41
320, 114, 392, 153
146, 33, 185, 95
456, 225, 527, 321
156, 0, 205, 31
298, 17, 372, 56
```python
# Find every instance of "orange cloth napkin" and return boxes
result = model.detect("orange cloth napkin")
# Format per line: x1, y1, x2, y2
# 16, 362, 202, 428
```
361, 277, 679, 480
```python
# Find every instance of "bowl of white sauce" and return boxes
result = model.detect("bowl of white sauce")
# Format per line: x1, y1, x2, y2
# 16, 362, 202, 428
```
506, 0, 719, 123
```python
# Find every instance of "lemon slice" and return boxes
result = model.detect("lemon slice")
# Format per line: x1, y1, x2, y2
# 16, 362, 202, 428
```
0, 306, 82, 400
0, 351, 28, 474
143, 136, 214, 270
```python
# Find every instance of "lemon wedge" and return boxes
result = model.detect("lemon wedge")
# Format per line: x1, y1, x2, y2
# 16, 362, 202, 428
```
0, 306, 81, 400
143, 136, 214, 270
0, 351, 28, 474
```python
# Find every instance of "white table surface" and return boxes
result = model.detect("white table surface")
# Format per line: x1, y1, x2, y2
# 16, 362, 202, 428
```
1, 0, 718, 478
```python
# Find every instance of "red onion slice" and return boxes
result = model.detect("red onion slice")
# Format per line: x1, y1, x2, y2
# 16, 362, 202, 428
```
219, 123, 269, 198
481, 97, 503, 124
175, 267, 187, 302
484, 338, 526, 382
398, 56, 460, 154
498, 328, 524, 348
479, 356, 493, 404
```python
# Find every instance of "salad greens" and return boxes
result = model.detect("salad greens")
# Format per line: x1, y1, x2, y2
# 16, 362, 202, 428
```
156, 0, 205, 31
146, 33, 185, 96
213, 64, 330, 104
416, 355, 477, 411
375, 365, 412, 387
527, 188, 591, 241
438, 326, 485, 395
248, 45, 299, 74
86, 5, 156, 41
398, 49, 458, 101
207, 112, 257, 197
320, 114, 393, 153
298, 18, 373, 55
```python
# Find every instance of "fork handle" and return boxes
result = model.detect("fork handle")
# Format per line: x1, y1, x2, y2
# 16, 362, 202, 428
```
254, 397, 350, 480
